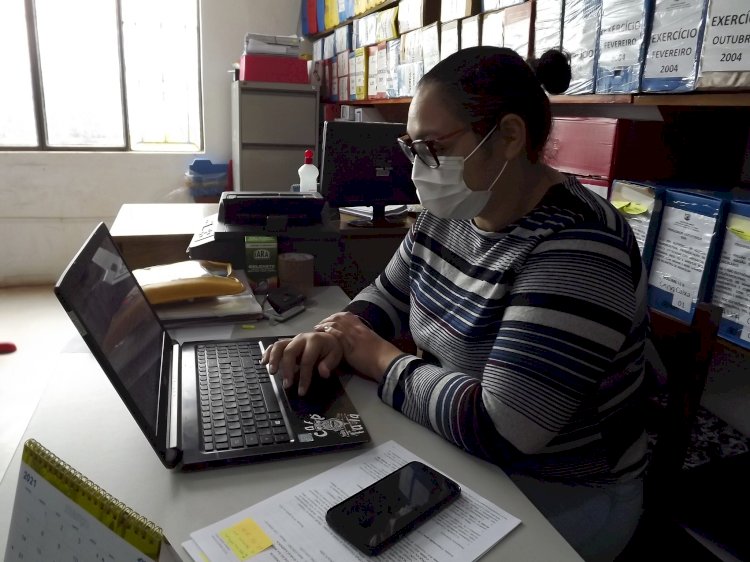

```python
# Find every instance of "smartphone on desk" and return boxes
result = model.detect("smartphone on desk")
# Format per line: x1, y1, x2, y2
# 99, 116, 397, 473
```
325, 461, 461, 556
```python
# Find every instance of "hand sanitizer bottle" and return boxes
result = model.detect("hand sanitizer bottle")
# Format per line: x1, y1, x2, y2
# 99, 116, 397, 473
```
298, 149, 319, 192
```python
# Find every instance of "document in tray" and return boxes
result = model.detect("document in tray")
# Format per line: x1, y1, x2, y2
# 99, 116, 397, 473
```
185, 440, 521, 562
339, 205, 407, 219
153, 270, 264, 325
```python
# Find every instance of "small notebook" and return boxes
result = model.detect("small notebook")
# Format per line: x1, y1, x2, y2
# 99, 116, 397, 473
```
5, 439, 175, 561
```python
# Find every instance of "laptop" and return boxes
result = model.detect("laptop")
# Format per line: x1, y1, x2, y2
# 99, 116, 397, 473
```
54, 223, 370, 470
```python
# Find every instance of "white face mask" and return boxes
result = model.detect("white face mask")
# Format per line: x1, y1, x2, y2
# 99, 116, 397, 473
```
411, 125, 507, 220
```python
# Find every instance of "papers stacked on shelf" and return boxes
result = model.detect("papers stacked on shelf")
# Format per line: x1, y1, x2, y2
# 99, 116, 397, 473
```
244, 33, 303, 57
339, 205, 407, 218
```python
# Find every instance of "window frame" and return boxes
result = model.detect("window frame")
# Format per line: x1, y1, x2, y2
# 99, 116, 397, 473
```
5, 0, 203, 153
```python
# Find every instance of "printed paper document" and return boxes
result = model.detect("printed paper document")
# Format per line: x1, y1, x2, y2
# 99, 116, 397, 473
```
184, 440, 521, 561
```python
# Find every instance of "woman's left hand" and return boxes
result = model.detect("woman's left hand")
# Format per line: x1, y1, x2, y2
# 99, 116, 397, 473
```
313, 312, 403, 382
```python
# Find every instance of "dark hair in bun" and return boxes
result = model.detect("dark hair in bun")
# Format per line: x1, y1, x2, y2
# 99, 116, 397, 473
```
419, 46, 570, 162
531, 50, 572, 95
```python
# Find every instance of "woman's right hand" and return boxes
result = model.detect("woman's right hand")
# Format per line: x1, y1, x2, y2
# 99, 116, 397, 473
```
260, 332, 344, 396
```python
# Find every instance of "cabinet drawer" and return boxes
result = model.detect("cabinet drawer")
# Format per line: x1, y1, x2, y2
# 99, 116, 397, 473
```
239, 90, 318, 145
239, 147, 307, 191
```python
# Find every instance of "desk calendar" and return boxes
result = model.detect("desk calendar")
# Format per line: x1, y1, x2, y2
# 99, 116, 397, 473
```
5, 439, 168, 562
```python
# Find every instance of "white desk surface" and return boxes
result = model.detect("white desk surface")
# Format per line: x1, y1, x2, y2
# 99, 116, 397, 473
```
0, 286, 581, 561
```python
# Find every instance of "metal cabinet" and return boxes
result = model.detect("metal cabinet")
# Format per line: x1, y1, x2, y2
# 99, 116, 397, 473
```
231, 81, 319, 191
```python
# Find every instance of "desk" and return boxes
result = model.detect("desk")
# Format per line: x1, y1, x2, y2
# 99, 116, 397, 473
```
0, 286, 581, 561
111, 203, 413, 297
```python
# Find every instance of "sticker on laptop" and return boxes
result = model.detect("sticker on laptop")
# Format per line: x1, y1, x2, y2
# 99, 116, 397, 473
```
297, 413, 365, 442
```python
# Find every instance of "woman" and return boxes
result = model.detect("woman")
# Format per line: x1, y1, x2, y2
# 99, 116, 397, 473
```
263, 47, 648, 561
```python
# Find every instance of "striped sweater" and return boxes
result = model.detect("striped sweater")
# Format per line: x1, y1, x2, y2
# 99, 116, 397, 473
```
345, 176, 649, 483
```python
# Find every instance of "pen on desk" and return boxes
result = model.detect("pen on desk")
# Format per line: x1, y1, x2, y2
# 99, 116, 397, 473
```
0, 342, 17, 354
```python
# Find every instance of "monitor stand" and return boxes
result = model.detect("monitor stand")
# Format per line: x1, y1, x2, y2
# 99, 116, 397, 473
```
347, 205, 407, 228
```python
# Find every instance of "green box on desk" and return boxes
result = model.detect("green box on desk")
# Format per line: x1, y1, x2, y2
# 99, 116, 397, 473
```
244, 236, 278, 291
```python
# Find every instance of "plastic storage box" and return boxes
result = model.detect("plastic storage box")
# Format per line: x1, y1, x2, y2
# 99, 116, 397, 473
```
185, 159, 229, 202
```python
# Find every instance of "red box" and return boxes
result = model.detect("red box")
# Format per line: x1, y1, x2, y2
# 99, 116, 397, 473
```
239, 54, 309, 84
544, 118, 674, 182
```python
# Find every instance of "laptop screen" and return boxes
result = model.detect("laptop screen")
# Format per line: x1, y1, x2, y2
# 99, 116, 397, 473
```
57, 227, 163, 437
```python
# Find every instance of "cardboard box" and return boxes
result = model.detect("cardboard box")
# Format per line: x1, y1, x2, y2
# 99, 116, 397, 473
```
481, 10, 504, 47
354, 106, 385, 121
376, 42, 388, 98
244, 236, 278, 291
441, 20, 460, 60
422, 22, 441, 73
349, 52, 358, 99
534, 0, 564, 58
323, 33, 336, 59
386, 39, 401, 98
331, 60, 339, 100
335, 23, 353, 53
376, 5, 399, 42
355, 47, 368, 99
441, 0, 481, 23
461, 14, 482, 48
398, 0, 441, 33
503, 1, 534, 60
400, 29, 424, 64
397, 61, 425, 96
368, 45, 379, 99
337, 50, 350, 77
340, 103, 356, 120
648, 190, 727, 323
239, 54, 309, 84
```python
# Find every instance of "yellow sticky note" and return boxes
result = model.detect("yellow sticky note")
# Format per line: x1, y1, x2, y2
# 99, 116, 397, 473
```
218, 518, 273, 560
729, 226, 750, 241
611, 200, 648, 215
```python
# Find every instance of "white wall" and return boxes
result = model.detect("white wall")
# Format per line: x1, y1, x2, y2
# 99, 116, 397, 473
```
0, 0, 301, 286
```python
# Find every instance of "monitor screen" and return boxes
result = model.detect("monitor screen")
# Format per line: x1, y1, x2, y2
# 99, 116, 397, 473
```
320, 121, 417, 225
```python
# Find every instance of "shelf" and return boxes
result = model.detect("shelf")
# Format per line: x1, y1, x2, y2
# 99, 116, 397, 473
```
634, 92, 750, 107
327, 92, 750, 108
307, 0, 399, 41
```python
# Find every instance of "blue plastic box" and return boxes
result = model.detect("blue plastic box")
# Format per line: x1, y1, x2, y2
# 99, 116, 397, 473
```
185, 159, 228, 200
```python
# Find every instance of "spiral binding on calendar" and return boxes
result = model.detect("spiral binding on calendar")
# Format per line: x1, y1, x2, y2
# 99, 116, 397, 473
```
21, 439, 163, 560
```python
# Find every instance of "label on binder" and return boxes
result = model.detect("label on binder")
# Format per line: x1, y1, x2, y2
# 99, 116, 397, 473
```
648, 206, 716, 313
711, 216, 750, 340
644, 0, 705, 79
701, 0, 750, 72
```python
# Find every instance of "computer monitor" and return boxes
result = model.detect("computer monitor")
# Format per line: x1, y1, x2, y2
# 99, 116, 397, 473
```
320, 120, 418, 227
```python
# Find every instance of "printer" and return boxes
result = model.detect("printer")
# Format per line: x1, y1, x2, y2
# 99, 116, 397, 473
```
187, 191, 329, 267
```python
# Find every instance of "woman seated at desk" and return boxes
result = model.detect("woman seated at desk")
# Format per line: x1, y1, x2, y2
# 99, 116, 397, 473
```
262, 46, 648, 562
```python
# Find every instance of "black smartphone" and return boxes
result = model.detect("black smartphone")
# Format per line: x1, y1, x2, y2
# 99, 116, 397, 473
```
325, 461, 461, 556
266, 287, 305, 314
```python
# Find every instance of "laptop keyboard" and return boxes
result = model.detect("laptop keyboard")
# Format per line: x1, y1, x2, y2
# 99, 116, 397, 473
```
197, 341, 291, 452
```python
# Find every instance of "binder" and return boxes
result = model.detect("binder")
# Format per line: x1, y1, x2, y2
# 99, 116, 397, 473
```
5, 439, 171, 561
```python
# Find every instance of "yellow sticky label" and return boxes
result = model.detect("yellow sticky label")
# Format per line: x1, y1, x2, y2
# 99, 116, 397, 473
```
728, 226, 750, 241
611, 200, 648, 215
218, 518, 273, 560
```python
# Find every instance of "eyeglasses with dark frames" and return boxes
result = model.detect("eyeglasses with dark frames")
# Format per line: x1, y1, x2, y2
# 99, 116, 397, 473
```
397, 127, 467, 169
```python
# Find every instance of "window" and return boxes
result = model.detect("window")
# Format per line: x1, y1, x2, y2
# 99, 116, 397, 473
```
0, 0, 202, 151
